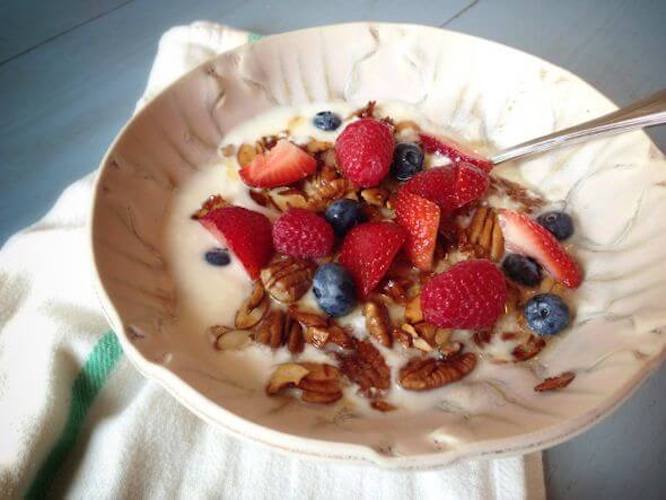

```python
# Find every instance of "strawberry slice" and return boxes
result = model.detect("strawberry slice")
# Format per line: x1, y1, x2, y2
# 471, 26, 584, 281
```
239, 139, 316, 188
498, 209, 582, 288
199, 206, 273, 279
403, 164, 488, 215
420, 133, 493, 172
339, 222, 406, 298
394, 190, 440, 271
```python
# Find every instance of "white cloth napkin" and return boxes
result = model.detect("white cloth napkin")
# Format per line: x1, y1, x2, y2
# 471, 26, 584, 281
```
0, 22, 545, 499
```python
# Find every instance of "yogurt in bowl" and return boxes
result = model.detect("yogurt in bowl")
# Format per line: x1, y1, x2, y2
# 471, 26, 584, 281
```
91, 23, 666, 467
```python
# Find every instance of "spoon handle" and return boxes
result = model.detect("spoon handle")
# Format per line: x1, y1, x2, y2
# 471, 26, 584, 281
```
490, 88, 666, 165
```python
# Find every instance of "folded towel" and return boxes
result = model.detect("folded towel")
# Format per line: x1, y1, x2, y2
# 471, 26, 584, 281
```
0, 22, 545, 499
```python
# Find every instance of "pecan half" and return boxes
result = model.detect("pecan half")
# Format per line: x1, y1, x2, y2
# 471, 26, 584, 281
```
361, 187, 389, 207
399, 352, 477, 391
260, 254, 315, 303
338, 339, 391, 398
237, 143, 257, 167
363, 301, 393, 347
464, 207, 504, 261
304, 324, 354, 350
287, 306, 328, 327
511, 334, 546, 362
266, 362, 343, 404
190, 194, 229, 220
254, 309, 285, 349
534, 371, 576, 392
267, 187, 309, 212
248, 190, 272, 208
306, 178, 356, 212
234, 283, 269, 329
284, 315, 305, 354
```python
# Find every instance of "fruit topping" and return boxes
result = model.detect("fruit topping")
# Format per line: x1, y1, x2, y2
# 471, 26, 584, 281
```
240, 139, 316, 188
536, 211, 574, 241
391, 142, 424, 181
403, 163, 488, 215
419, 133, 493, 172
312, 111, 342, 131
272, 208, 334, 259
324, 199, 365, 236
199, 206, 273, 280
204, 248, 231, 266
335, 118, 395, 187
338, 222, 406, 298
498, 209, 582, 288
524, 293, 570, 336
394, 190, 440, 271
421, 259, 507, 329
501, 253, 542, 287
312, 263, 357, 317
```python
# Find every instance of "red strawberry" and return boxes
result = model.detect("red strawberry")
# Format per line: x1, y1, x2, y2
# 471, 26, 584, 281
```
421, 259, 507, 329
338, 222, 406, 298
335, 118, 395, 187
455, 162, 489, 207
394, 190, 440, 271
272, 208, 334, 259
403, 166, 457, 213
240, 139, 316, 188
420, 133, 493, 172
199, 206, 273, 279
403, 164, 488, 214
497, 209, 583, 288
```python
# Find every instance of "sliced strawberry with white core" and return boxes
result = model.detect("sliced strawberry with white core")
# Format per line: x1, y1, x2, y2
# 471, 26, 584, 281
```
498, 209, 582, 288
420, 133, 493, 173
240, 139, 316, 188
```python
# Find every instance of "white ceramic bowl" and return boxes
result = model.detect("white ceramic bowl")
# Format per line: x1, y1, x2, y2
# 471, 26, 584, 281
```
91, 23, 666, 468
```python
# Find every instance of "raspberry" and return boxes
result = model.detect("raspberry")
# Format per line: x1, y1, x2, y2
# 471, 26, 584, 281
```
272, 208, 334, 259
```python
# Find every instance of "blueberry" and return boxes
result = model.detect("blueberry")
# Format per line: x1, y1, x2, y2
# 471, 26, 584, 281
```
502, 253, 542, 287
537, 211, 574, 241
205, 248, 231, 266
524, 294, 570, 336
324, 199, 365, 236
391, 142, 424, 181
313, 263, 357, 317
313, 111, 342, 131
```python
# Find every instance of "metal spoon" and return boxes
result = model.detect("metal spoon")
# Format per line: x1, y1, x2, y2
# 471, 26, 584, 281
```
490, 88, 666, 165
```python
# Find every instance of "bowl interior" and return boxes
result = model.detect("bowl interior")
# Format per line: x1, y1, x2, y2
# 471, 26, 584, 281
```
91, 23, 666, 467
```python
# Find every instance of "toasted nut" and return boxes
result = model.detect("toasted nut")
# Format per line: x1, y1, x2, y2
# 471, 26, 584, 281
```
473, 329, 494, 347
405, 295, 423, 323
399, 353, 477, 391
266, 363, 311, 395
489, 176, 546, 214
261, 255, 315, 303
360, 204, 384, 222
363, 301, 393, 347
400, 323, 432, 351
215, 330, 252, 351
338, 339, 391, 397
234, 283, 269, 329
267, 362, 343, 404
394, 120, 421, 134
255, 309, 285, 348
248, 190, 272, 208
434, 329, 452, 347
207, 325, 233, 348
304, 324, 353, 350
190, 194, 229, 220
439, 340, 463, 358
285, 315, 305, 354
221, 144, 236, 157
381, 278, 409, 304
511, 334, 546, 362
371, 400, 398, 412
306, 139, 333, 154
394, 328, 413, 348
267, 188, 309, 211
288, 306, 328, 327
466, 207, 504, 261
237, 143, 257, 167
361, 188, 389, 206
320, 149, 338, 171
307, 178, 356, 211
534, 371, 576, 392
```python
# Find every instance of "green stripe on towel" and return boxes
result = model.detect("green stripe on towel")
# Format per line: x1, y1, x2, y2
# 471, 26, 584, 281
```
26, 331, 123, 499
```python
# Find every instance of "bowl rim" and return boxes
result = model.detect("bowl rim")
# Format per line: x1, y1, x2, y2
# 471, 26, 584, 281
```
89, 21, 666, 468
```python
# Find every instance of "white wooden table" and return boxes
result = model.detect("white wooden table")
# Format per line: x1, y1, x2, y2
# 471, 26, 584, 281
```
1, 1, 664, 497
